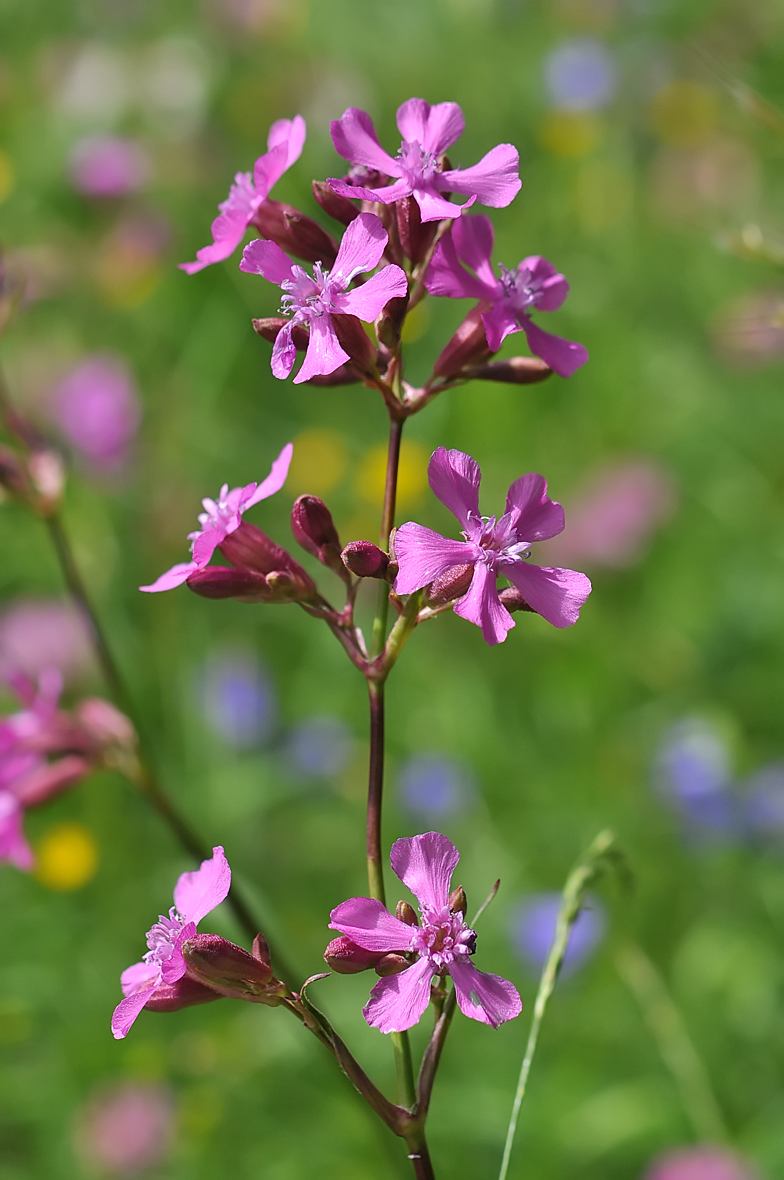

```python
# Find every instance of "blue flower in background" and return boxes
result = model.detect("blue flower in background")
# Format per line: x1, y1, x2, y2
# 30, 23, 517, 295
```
509, 892, 606, 978
655, 720, 739, 840
544, 38, 618, 110
397, 753, 476, 820
202, 653, 277, 749
285, 717, 353, 779
742, 763, 784, 842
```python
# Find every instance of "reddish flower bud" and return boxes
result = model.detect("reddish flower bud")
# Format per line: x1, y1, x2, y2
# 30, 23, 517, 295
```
324, 935, 386, 974
219, 521, 317, 599
395, 900, 419, 926
302, 364, 362, 387
341, 540, 390, 580
433, 306, 492, 379
143, 974, 222, 1013
426, 563, 475, 606
252, 932, 271, 968
312, 180, 359, 226
76, 698, 136, 750
290, 495, 347, 581
186, 566, 273, 602
252, 317, 309, 351
249, 199, 338, 267
27, 449, 65, 512
396, 196, 439, 265
331, 313, 378, 375
448, 886, 467, 917
376, 294, 409, 349
374, 954, 412, 977
498, 586, 535, 613
466, 357, 553, 385
181, 934, 287, 1004
13, 754, 92, 807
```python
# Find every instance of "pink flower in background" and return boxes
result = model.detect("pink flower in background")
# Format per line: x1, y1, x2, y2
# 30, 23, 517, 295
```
140, 441, 293, 592
180, 115, 306, 274
330, 832, 521, 1033
51, 356, 142, 469
394, 447, 591, 645
643, 1146, 760, 1180
69, 136, 151, 198
541, 459, 676, 569
239, 212, 406, 383
75, 1082, 175, 1174
112, 846, 231, 1038
328, 98, 521, 222
426, 215, 588, 377
0, 599, 92, 681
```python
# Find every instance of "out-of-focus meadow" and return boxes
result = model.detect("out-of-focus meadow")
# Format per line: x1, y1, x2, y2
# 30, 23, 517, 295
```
2, 0, 784, 1177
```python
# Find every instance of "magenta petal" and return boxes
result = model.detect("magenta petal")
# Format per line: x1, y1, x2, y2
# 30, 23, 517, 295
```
239, 238, 294, 285
173, 846, 231, 925
521, 319, 588, 378
139, 562, 199, 593
449, 961, 522, 1027
504, 562, 591, 628
439, 144, 522, 208
415, 185, 471, 223
330, 108, 401, 175
329, 896, 415, 953
454, 562, 516, 645
327, 176, 412, 206
332, 212, 388, 285
452, 214, 497, 287
504, 474, 565, 541
425, 232, 492, 301
396, 99, 464, 156
363, 957, 434, 1033
521, 256, 568, 311
427, 446, 482, 529
393, 523, 475, 595
0, 795, 33, 870
270, 321, 298, 380
293, 316, 350, 384
338, 265, 408, 321
191, 528, 226, 568
179, 177, 257, 274
120, 961, 159, 996
481, 300, 521, 353
111, 982, 157, 1039
243, 442, 294, 508
267, 114, 306, 165
390, 832, 459, 913
159, 920, 195, 985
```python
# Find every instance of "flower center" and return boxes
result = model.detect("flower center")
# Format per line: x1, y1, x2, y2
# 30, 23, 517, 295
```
409, 906, 477, 971
397, 139, 438, 184
462, 513, 532, 567
280, 262, 340, 322
499, 263, 544, 313
144, 907, 184, 967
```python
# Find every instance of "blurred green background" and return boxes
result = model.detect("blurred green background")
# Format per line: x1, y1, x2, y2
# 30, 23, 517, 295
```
2, 0, 784, 1177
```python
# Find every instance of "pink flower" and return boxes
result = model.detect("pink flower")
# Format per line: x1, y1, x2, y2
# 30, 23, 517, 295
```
111, 846, 231, 1039
69, 136, 150, 198
0, 599, 92, 683
394, 447, 592, 645
330, 832, 521, 1033
643, 1146, 760, 1180
425, 214, 588, 378
139, 442, 293, 592
327, 99, 521, 223
179, 116, 306, 274
239, 212, 407, 383
50, 356, 142, 469
75, 1082, 175, 1174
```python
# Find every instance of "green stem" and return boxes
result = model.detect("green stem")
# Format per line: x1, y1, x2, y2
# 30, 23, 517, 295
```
366, 680, 387, 905
370, 415, 404, 660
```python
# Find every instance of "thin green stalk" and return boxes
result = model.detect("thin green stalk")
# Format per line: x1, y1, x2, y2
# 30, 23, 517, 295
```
499, 830, 622, 1180
370, 415, 404, 660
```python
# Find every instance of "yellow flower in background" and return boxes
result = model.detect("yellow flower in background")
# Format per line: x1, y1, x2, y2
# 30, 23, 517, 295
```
35, 822, 98, 891
651, 81, 717, 148
356, 440, 429, 510
288, 428, 348, 495
0, 151, 14, 203
539, 111, 602, 158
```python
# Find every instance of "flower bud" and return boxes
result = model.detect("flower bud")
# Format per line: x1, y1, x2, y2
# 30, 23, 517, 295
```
498, 586, 535, 613
395, 900, 419, 926
396, 196, 439, 265
181, 933, 287, 1004
331, 313, 377, 376
185, 566, 273, 602
323, 935, 386, 974
433, 306, 492, 379
376, 294, 409, 349
290, 495, 349, 582
312, 180, 359, 226
219, 522, 318, 600
302, 364, 362, 387
252, 317, 309, 351
28, 449, 65, 512
426, 563, 475, 607
448, 886, 467, 917
143, 974, 222, 1013
13, 754, 92, 807
340, 540, 390, 580
374, 954, 412, 977
252, 932, 271, 967
76, 698, 136, 750
466, 357, 553, 385
250, 199, 338, 267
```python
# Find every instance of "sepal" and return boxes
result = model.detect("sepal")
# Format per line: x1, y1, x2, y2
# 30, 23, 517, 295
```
323, 935, 386, 975
466, 357, 553, 384
433, 305, 492, 379
181, 933, 288, 1004
249, 199, 338, 267
312, 181, 359, 226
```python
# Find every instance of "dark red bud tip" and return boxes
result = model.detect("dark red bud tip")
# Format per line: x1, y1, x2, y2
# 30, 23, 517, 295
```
376, 294, 409, 349
448, 886, 467, 917
498, 586, 535, 613
324, 936, 387, 974
426, 563, 475, 607
291, 495, 348, 581
181, 933, 287, 1004
186, 566, 272, 602
396, 196, 439, 265
250, 199, 338, 267
312, 180, 360, 226
302, 364, 362, 387
331, 313, 378, 375
143, 975, 223, 1013
395, 900, 419, 926
252, 932, 271, 968
252, 317, 309, 351
341, 540, 390, 580
466, 357, 553, 385
375, 954, 412, 977
433, 305, 493, 379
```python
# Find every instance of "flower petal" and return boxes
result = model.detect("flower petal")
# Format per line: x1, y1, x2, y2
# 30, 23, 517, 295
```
332, 212, 389, 286
454, 562, 516, 645
159, 921, 196, 985
191, 528, 226, 568
396, 99, 464, 156
139, 561, 199, 593
330, 108, 400, 175
521, 256, 569, 311
0, 794, 33, 870
338, 265, 408, 321
120, 961, 159, 997
243, 442, 294, 508
111, 982, 157, 1039
390, 832, 459, 913
329, 896, 415, 953
254, 114, 306, 192
363, 956, 435, 1033
270, 320, 298, 380
173, 845, 231, 926
426, 231, 493, 301
393, 523, 475, 595
439, 143, 521, 208
521, 319, 588, 379
504, 474, 565, 541
503, 562, 591, 628
326, 176, 412, 206
293, 315, 350, 384
414, 185, 472, 223
481, 300, 521, 353
452, 214, 496, 286
427, 446, 482, 529
449, 960, 522, 1027
179, 175, 257, 274
239, 238, 294, 285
